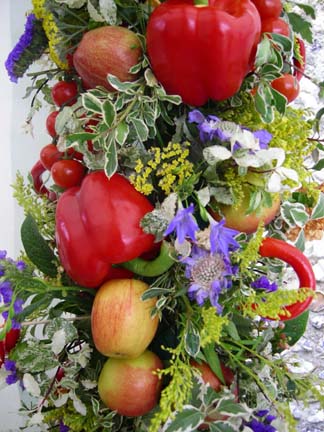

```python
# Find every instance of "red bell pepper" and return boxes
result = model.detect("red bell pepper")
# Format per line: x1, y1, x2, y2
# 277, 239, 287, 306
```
55, 171, 155, 287
146, 0, 261, 106
259, 237, 316, 320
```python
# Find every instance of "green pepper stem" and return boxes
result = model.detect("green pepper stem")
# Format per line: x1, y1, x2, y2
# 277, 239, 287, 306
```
194, 0, 209, 6
121, 241, 175, 277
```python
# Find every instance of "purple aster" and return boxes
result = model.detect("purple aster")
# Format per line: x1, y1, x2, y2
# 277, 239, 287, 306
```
0, 250, 7, 259
6, 373, 18, 385
0, 281, 13, 304
210, 220, 240, 258
15, 260, 26, 272
183, 246, 235, 313
253, 130, 272, 149
59, 420, 70, 432
164, 204, 199, 244
13, 298, 24, 315
4, 360, 16, 372
246, 410, 277, 432
251, 276, 278, 293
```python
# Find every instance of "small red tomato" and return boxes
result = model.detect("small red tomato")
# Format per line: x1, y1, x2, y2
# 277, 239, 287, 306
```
251, 0, 282, 20
40, 144, 64, 170
51, 159, 86, 189
51, 81, 78, 107
261, 17, 290, 37
67, 148, 84, 161
4, 328, 21, 353
46, 111, 59, 137
271, 73, 300, 103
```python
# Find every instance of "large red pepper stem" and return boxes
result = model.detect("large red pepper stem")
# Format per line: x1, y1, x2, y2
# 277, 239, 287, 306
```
194, 0, 209, 5
259, 237, 316, 320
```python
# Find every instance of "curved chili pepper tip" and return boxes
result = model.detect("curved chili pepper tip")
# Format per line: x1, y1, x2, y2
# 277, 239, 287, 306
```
259, 237, 316, 321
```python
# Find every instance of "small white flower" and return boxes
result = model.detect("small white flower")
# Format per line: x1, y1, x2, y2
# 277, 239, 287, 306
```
23, 373, 41, 397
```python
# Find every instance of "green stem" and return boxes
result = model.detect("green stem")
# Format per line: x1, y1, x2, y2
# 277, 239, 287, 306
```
194, 0, 209, 5
121, 241, 175, 277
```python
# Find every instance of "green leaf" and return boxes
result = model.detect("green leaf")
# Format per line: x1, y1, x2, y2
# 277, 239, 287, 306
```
107, 74, 139, 93
203, 344, 225, 384
280, 201, 309, 228
209, 421, 238, 432
115, 121, 129, 146
184, 321, 200, 357
295, 3, 315, 19
270, 87, 287, 115
141, 287, 173, 301
311, 193, 324, 219
287, 12, 313, 43
131, 118, 149, 142
165, 406, 204, 432
102, 99, 116, 127
224, 322, 240, 341
254, 85, 274, 123
46, 317, 78, 342
82, 93, 102, 113
294, 228, 305, 252
21, 214, 58, 277
66, 132, 97, 146
270, 33, 293, 52
255, 37, 272, 67
216, 398, 250, 416
312, 159, 324, 171
104, 139, 118, 178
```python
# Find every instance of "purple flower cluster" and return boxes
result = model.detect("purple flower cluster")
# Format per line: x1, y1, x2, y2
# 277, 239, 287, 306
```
251, 276, 278, 293
4, 359, 18, 385
246, 410, 277, 432
5, 14, 37, 82
188, 109, 272, 149
164, 205, 240, 312
0, 250, 25, 329
59, 420, 70, 432
5, 14, 47, 83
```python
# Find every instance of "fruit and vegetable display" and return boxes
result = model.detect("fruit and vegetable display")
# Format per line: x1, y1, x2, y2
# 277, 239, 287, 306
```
2, 0, 324, 431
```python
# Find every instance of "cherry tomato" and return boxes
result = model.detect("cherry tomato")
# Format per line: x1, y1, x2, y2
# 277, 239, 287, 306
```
51, 159, 86, 189
271, 73, 300, 103
31, 160, 57, 200
51, 81, 78, 107
40, 144, 64, 170
261, 17, 290, 37
251, 0, 282, 20
67, 148, 84, 161
46, 111, 59, 137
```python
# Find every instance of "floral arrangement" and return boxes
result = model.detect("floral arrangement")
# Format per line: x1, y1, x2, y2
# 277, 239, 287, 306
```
2, 0, 324, 431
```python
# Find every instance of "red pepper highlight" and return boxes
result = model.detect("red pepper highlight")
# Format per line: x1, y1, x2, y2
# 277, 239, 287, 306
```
55, 171, 155, 287
259, 237, 316, 320
146, 0, 261, 106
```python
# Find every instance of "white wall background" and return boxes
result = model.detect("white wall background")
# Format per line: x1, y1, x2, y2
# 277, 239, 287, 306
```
0, 1, 46, 429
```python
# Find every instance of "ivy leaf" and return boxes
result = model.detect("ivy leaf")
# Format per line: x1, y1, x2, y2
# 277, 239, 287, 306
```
287, 12, 313, 43
115, 121, 129, 146
131, 118, 149, 142
102, 99, 116, 127
104, 138, 118, 177
311, 193, 324, 219
82, 93, 102, 113
184, 321, 200, 357
21, 214, 58, 277
165, 406, 204, 432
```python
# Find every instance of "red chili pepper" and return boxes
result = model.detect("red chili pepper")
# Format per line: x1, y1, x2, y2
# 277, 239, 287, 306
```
55, 171, 155, 287
146, 0, 261, 106
293, 37, 306, 82
30, 160, 57, 201
259, 237, 316, 320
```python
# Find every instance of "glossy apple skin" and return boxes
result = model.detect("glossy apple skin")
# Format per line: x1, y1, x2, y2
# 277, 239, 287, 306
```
73, 26, 142, 91
98, 350, 163, 417
91, 279, 159, 358
210, 192, 280, 234
191, 360, 234, 391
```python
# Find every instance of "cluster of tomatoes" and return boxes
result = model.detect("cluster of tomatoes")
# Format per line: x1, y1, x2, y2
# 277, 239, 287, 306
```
31, 80, 87, 199
252, 0, 305, 103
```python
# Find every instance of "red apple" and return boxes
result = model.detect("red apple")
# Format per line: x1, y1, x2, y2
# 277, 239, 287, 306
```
91, 279, 159, 358
210, 189, 280, 234
190, 360, 235, 392
73, 26, 142, 91
98, 350, 163, 417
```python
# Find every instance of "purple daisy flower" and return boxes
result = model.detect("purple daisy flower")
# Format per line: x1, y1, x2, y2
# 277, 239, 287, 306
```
164, 204, 199, 244
251, 276, 278, 293
183, 246, 235, 313
210, 220, 240, 258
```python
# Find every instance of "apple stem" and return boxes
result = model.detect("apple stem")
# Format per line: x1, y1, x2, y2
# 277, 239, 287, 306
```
21, 315, 90, 327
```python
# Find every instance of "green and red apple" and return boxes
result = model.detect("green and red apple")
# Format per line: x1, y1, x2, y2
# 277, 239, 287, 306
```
98, 350, 163, 417
73, 26, 142, 91
91, 278, 159, 358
